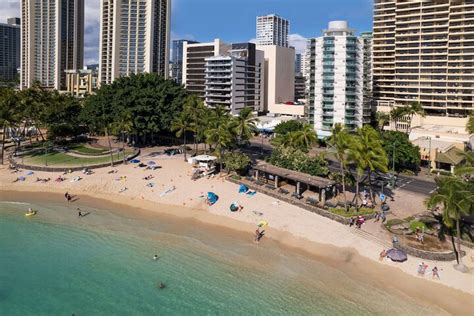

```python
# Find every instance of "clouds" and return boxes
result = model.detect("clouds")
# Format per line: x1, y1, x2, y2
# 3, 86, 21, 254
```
1, 0, 20, 19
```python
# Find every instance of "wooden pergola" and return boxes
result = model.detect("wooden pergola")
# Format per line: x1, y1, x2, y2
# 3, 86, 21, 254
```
253, 160, 335, 200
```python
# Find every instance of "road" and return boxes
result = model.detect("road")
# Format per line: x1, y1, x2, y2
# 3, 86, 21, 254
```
247, 139, 437, 196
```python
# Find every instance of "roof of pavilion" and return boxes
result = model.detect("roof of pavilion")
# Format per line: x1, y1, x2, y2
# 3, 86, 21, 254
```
253, 160, 335, 188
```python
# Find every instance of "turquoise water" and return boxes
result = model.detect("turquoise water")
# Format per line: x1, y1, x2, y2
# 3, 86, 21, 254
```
0, 200, 443, 315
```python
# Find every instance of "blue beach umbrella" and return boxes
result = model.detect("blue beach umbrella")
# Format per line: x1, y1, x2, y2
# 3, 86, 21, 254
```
207, 192, 219, 205
130, 159, 141, 164
238, 184, 249, 193
386, 248, 407, 262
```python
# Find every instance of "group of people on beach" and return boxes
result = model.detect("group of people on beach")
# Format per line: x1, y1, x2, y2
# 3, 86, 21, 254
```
418, 262, 440, 279
349, 216, 365, 229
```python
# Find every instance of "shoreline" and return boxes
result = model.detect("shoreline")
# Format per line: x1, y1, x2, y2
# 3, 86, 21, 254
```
1, 187, 473, 315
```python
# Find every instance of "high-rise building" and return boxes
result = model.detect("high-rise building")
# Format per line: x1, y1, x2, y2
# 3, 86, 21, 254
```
373, 0, 474, 117
256, 14, 289, 47
307, 21, 365, 137
99, 0, 171, 85
171, 39, 198, 84
204, 43, 264, 114
0, 18, 20, 85
361, 32, 373, 124
21, 0, 84, 90
182, 39, 229, 98
257, 45, 295, 112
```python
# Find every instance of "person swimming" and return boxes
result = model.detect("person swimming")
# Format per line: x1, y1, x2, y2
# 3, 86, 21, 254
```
153, 255, 159, 261
158, 282, 166, 289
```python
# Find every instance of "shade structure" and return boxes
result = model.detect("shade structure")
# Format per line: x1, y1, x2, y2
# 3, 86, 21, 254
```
207, 192, 218, 205
386, 248, 407, 262
130, 159, 140, 164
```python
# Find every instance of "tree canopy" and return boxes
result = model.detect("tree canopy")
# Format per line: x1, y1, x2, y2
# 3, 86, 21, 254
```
381, 131, 421, 172
81, 73, 187, 143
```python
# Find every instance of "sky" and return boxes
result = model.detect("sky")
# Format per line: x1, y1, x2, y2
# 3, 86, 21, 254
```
1, 0, 373, 65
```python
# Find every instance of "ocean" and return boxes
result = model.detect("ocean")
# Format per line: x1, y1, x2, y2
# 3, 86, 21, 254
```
0, 199, 445, 315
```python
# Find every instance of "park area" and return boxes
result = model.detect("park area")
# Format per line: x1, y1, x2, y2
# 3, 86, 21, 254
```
14, 142, 134, 168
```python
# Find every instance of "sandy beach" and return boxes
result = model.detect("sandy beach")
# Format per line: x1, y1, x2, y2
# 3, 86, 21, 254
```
0, 151, 473, 313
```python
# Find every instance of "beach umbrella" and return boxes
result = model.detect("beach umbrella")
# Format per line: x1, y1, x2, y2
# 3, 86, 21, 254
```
147, 161, 156, 165
207, 192, 219, 205
238, 184, 249, 193
386, 248, 407, 262
130, 159, 141, 164
25, 171, 34, 176
230, 202, 239, 212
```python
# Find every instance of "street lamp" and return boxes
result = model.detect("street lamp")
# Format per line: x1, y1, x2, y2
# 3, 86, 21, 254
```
426, 136, 432, 174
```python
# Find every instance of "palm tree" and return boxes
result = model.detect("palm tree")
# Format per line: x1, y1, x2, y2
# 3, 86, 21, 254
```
291, 123, 317, 152
454, 151, 474, 177
389, 107, 406, 132
348, 126, 389, 206
405, 101, 425, 134
328, 123, 351, 210
183, 95, 206, 153
232, 107, 258, 145
466, 112, 474, 134
112, 111, 133, 164
375, 112, 390, 132
426, 176, 473, 272
171, 111, 191, 161
0, 89, 19, 164
205, 120, 233, 172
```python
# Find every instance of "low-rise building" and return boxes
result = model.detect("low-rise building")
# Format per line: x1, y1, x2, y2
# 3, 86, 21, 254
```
412, 137, 466, 174
65, 69, 98, 97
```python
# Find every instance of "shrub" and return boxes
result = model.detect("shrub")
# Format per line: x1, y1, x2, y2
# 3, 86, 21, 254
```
268, 146, 329, 177
409, 220, 427, 233
328, 207, 376, 218
223, 152, 251, 175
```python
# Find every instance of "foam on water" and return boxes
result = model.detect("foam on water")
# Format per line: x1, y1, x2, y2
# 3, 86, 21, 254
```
0, 201, 445, 315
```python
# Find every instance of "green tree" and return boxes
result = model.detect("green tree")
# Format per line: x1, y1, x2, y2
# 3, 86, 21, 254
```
328, 123, 351, 209
268, 146, 328, 177
405, 101, 425, 134
82, 73, 187, 145
273, 120, 303, 135
349, 126, 389, 206
183, 95, 206, 153
223, 152, 251, 175
111, 110, 133, 164
205, 120, 233, 172
171, 110, 192, 161
231, 107, 258, 145
467, 112, 474, 134
389, 107, 406, 132
291, 123, 318, 152
454, 151, 474, 177
426, 177, 474, 272
375, 112, 390, 132
41, 92, 84, 140
0, 88, 20, 164
381, 131, 421, 172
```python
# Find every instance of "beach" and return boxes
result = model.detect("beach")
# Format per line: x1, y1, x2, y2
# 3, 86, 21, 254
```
1, 152, 473, 314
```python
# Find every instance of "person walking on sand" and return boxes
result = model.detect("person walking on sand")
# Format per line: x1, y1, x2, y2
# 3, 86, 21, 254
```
432, 266, 440, 279
65, 192, 69, 202
379, 249, 387, 261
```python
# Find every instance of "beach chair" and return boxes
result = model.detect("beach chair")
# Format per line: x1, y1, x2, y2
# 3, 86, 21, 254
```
265, 184, 276, 190
306, 197, 318, 206
278, 188, 289, 195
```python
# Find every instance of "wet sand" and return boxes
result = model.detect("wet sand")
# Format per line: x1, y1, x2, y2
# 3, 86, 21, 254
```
1, 189, 473, 315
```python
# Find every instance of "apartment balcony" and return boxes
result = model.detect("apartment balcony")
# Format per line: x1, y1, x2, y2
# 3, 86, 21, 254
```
206, 99, 231, 104
205, 74, 232, 79
205, 93, 231, 98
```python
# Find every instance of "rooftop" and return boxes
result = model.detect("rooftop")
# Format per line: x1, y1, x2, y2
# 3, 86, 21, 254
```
254, 160, 334, 188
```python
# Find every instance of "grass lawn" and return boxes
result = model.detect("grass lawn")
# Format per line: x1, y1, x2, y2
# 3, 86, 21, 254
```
22, 150, 133, 167
69, 144, 110, 155
329, 207, 376, 218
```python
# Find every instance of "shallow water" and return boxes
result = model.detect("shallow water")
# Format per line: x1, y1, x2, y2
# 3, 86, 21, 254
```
0, 200, 444, 315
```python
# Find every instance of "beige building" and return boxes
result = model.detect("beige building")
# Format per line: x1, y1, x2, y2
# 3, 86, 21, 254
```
412, 136, 466, 173
99, 0, 171, 85
65, 69, 98, 97
182, 39, 229, 98
21, 0, 84, 90
373, 0, 473, 118
256, 45, 295, 113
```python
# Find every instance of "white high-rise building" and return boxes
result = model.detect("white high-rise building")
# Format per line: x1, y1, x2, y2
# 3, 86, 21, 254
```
307, 21, 365, 137
256, 14, 289, 47
204, 43, 265, 114
99, 0, 171, 85
21, 0, 84, 90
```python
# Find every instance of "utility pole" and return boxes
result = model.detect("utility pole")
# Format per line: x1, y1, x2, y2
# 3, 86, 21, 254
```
427, 136, 432, 174
392, 142, 396, 172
